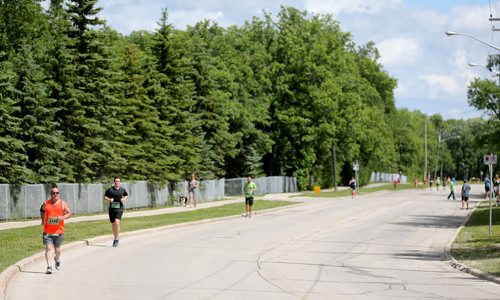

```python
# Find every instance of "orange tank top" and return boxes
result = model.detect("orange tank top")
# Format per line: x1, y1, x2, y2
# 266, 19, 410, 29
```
43, 199, 68, 235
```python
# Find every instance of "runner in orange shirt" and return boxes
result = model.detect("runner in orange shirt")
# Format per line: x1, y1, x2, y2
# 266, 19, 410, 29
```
40, 186, 72, 274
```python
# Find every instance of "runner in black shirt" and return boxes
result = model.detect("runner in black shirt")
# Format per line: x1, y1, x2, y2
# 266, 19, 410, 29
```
104, 177, 128, 247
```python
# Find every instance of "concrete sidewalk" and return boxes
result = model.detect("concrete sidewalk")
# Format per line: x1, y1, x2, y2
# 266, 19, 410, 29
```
0, 192, 303, 231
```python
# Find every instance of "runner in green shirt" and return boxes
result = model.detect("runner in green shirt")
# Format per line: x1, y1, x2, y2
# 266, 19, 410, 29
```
243, 176, 257, 218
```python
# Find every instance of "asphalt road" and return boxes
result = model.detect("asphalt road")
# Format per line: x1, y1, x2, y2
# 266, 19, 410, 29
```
5, 188, 500, 299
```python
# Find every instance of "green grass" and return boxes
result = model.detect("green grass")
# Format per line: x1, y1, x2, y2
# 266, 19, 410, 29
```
0, 200, 295, 272
451, 202, 500, 276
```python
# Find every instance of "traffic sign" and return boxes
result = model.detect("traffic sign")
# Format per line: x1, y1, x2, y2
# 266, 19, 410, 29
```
484, 154, 497, 165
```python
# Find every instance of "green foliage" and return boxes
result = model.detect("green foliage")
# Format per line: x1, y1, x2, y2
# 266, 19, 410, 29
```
12, 41, 66, 183
0, 4, 495, 188
0, 58, 32, 183
468, 78, 500, 120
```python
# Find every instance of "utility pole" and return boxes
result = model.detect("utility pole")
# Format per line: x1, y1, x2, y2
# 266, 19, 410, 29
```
332, 143, 337, 191
434, 130, 442, 180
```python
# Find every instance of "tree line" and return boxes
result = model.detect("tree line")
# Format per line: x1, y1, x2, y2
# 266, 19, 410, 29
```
0, 1, 497, 189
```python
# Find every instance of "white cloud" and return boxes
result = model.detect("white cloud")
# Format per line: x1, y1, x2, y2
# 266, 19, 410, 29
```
448, 4, 495, 33
170, 10, 225, 28
411, 9, 447, 31
304, 0, 401, 15
452, 49, 481, 81
417, 74, 463, 98
377, 37, 420, 67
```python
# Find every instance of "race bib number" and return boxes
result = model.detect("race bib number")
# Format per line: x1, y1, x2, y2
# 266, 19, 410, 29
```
111, 202, 121, 209
48, 217, 59, 225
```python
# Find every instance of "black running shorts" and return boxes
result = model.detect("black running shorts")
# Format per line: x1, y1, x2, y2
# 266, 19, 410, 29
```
109, 208, 123, 223
245, 197, 254, 206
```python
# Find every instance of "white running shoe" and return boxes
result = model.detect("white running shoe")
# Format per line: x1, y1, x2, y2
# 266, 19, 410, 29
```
55, 259, 61, 270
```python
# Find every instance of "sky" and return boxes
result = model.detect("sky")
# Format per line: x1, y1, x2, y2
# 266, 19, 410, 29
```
93, 0, 500, 120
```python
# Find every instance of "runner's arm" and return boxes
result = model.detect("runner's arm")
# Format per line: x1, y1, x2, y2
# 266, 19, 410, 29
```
60, 202, 72, 220
40, 203, 45, 225
104, 191, 113, 204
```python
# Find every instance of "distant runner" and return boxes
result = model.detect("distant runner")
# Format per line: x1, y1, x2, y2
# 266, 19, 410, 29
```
243, 176, 257, 218
447, 177, 456, 200
461, 179, 471, 210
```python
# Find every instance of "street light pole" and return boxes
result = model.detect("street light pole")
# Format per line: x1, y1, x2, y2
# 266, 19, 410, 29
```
468, 62, 500, 76
445, 31, 500, 51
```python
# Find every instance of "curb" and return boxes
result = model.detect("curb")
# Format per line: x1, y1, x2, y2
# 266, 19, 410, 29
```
0, 239, 88, 300
0, 202, 305, 299
443, 202, 500, 285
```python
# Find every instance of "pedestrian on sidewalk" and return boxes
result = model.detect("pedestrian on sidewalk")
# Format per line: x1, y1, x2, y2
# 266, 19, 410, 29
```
243, 176, 257, 218
188, 174, 198, 208
40, 186, 72, 274
349, 177, 357, 198
484, 175, 491, 200
461, 179, 471, 210
447, 177, 456, 200
494, 175, 500, 202
104, 176, 128, 247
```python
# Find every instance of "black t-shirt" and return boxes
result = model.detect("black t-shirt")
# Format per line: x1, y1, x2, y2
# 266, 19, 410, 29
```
105, 187, 128, 209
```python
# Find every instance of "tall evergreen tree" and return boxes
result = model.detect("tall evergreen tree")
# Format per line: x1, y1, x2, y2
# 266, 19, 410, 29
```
60, 0, 125, 182
0, 58, 32, 183
43, 0, 75, 181
115, 39, 177, 182
12, 40, 66, 183
151, 9, 201, 180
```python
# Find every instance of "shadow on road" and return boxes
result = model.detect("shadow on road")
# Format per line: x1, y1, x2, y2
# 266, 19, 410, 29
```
390, 214, 465, 228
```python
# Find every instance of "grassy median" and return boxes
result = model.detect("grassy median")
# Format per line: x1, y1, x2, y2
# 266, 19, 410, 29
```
0, 200, 295, 273
451, 202, 500, 277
